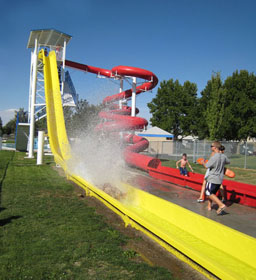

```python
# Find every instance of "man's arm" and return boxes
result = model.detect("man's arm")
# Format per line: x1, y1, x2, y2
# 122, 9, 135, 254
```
225, 155, 230, 165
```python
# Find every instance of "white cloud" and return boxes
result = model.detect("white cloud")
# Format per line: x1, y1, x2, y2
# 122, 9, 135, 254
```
0, 109, 17, 125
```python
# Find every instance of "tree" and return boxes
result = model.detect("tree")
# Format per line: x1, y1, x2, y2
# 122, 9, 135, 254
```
3, 119, 16, 135
35, 117, 47, 132
203, 73, 228, 140
147, 79, 198, 139
0, 117, 2, 136
16, 108, 28, 123
180, 81, 199, 137
63, 99, 102, 136
2, 108, 28, 136
63, 106, 75, 134
223, 70, 256, 140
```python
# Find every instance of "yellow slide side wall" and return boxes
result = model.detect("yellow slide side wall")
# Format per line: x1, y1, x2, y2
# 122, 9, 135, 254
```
41, 50, 256, 280
39, 50, 70, 168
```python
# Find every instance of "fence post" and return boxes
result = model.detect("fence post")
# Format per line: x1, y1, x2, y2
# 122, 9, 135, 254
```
244, 141, 247, 169
193, 139, 196, 163
175, 141, 177, 160
203, 140, 206, 159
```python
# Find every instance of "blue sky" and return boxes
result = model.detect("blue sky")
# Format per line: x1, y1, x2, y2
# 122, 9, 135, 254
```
0, 0, 255, 124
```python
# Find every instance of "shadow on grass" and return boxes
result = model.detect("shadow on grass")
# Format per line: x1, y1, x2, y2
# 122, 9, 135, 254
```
0, 215, 22, 227
0, 151, 15, 210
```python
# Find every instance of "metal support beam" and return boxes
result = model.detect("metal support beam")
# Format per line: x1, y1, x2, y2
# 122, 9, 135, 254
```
131, 77, 137, 117
60, 40, 67, 96
119, 78, 123, 109
28, 38, 38, 158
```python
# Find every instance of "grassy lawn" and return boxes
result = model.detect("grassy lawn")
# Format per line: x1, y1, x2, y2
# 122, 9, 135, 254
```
228, 154, 256, 169
4, 140, 15, 144
161, 159, 256, 185
0, 151, 173, 280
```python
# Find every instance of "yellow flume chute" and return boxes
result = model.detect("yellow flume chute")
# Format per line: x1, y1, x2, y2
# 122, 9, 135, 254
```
39, 50, 256, 280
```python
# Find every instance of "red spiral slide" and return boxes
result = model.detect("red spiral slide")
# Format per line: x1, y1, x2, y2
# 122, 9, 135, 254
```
65, 59, 256, 207
65, 60, 161, 171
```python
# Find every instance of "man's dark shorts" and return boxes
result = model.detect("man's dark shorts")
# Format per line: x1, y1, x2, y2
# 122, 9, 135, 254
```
205, 182, 221, 196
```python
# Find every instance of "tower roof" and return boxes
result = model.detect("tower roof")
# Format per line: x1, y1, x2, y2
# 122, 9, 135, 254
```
27, 29, 72, 49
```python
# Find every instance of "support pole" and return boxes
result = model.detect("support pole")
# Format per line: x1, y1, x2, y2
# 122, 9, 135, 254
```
60, 40, 67, 96
244, 141, 248, 169
131, 77, 137, 117
37, 131, 45, 165
119, 78, 123, 109
28, 38, 38, 158
28, 52, 33, 123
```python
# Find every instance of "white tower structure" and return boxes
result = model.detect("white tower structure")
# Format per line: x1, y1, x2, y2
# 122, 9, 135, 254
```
26, 29, 72, 158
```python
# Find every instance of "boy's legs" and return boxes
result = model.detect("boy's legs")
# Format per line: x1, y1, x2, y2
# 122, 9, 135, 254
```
184, 167, 188, 176
179, 167, 184, 175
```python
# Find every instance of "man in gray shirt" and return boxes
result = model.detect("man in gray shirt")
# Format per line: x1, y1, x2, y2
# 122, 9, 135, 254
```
205, 141, 230, 214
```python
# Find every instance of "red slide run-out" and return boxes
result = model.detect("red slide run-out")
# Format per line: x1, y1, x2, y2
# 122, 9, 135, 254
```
65, 59, 256, 208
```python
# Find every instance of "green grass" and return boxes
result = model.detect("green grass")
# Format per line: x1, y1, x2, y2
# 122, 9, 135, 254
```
161, 159, 256, 185
4, 139, 15, 144
0, 151, 173, 280
228, 154, 256, 169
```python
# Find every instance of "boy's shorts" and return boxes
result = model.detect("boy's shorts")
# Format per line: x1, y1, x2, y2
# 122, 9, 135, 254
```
179, 167, 188, 176
205, 182, 221, 196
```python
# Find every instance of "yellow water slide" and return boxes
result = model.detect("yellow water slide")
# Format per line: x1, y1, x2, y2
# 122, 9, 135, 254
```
40, 50, 256, 280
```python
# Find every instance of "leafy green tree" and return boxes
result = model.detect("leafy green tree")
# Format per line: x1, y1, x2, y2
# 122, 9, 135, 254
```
197, 83, 211, 139
16, 108, 28, 123
147, 79, 198, 139
203, 73, 227, 140
223, 70, 256, 140
35, 117, 47, 132
0, 117, 2, 136
2, 108, 28, 136
3, 119, 16, 135
63, 99, 102, 136
63, 106, 75, 133
180, 81, 199, 137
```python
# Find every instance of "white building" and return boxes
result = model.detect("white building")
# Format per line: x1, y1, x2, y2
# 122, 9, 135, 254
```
136, 126, 173, 155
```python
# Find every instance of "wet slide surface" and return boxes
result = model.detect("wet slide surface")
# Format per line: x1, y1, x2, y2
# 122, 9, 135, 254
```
126, 168, 256, 238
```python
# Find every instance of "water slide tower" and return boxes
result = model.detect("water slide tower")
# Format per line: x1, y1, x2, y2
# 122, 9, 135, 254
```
26, 29, 73, 158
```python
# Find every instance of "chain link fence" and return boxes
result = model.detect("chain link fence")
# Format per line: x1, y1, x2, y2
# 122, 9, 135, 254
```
144, 140, 256, 170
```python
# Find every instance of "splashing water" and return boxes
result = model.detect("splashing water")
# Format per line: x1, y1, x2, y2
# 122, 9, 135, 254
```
67, 126, 132, 199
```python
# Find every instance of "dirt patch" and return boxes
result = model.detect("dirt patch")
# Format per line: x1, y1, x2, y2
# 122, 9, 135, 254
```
54, 166, 214, 280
